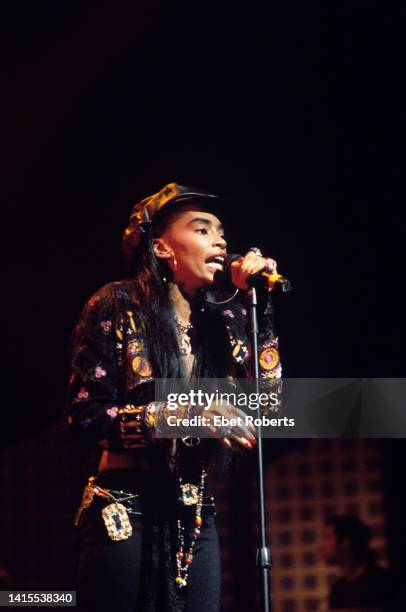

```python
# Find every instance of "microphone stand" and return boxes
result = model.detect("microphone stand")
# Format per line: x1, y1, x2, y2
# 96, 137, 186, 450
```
248, 287, 272, 612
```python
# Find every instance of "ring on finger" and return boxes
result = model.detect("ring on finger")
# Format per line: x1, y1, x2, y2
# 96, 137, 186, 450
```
249, 247, 263, 258
263, 258, 276, 273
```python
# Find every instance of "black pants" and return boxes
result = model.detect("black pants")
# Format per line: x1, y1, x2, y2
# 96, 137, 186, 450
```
77, 470, 221, 612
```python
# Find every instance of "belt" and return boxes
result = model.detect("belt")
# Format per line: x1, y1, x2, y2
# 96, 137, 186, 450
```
75, 478, 216, 543
75, 481, 216, 523
100, 493, 216, 518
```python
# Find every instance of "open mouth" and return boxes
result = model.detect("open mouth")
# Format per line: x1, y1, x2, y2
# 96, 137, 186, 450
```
205, 255, 225, 272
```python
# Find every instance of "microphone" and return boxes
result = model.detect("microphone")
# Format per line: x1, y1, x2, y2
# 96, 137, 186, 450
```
218, 254, 292, 293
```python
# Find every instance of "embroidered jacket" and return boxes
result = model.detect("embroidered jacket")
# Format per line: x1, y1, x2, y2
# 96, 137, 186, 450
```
65, 280, 281, 453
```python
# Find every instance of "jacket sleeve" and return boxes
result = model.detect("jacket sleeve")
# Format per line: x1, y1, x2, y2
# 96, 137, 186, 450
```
255, 290, 282, 383
65, 286, 151, 451
220, 289, 282, 408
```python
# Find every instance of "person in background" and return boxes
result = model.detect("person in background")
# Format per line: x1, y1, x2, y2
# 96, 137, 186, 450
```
321, 514, 396, 611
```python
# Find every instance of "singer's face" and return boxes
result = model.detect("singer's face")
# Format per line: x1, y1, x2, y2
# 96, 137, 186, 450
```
154, 204, 227, 296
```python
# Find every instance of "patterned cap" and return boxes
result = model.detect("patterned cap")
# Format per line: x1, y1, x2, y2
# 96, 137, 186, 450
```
121, 182, 219, 258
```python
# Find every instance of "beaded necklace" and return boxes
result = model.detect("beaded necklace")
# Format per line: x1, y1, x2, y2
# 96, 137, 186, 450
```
175, 466, 207, 588
173, 311, 206, 588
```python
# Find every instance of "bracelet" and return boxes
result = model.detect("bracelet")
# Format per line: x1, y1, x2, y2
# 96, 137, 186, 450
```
118, 404, 145, 434
118, 403, 161, 429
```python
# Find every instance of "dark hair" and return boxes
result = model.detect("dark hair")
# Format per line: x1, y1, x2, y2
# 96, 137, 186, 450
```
326, 515, 374, 563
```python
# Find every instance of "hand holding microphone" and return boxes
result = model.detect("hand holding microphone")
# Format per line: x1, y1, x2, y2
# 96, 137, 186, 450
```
227, 249, 291, 293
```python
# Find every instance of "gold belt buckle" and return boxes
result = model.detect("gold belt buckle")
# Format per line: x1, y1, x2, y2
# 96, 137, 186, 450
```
180, 483, 199, 506
102, 503, 133, 541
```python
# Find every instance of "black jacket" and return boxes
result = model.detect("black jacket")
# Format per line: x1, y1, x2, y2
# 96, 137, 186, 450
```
65, 280, 282, 455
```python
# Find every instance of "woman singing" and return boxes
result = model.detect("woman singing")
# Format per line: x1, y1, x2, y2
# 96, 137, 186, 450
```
65, 182, 282, 612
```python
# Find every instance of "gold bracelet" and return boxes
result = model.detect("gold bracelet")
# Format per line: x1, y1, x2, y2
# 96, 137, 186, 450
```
118, 404, 145, 433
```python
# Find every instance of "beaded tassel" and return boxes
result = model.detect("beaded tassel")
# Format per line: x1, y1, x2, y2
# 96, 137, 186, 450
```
175, 467, 207, 588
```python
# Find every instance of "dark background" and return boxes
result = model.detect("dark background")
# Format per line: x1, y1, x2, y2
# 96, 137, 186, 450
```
1, 0, 405, 604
